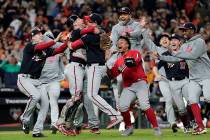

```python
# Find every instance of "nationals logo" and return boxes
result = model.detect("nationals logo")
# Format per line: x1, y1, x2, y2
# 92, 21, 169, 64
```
185, 46, 192, 53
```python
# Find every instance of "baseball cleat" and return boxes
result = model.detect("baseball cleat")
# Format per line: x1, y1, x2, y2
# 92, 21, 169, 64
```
106, 116, 123, 129
90, 128, 101, 134
57, 124, 69, 135
32, 133, 45, 137
121, 126, 134, 136
154, 127, 162, 136
75, 127, 82, 135
81, 123, 89, 129
66, 130, 76, 136
51, 125, 58, 134
171, 123, 178, 133
21, 122, 30, 134
192, 127, 207, 135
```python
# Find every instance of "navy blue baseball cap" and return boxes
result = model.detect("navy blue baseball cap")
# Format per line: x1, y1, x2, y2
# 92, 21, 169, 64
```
66, 15, 79, 27
159, 33, 170, 39
170, 33, 182, 40
31, 27, 41, 36
118, 7, 131, 15
179, 22, 196, 31
84, 13, 103, 25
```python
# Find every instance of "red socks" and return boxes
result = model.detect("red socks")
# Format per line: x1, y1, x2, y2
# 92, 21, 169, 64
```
121, 111, 132, 127
191, 103, 204, 129
145, 108, 158, 128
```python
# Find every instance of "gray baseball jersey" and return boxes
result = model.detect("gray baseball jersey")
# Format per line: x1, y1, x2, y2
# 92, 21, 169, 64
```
110, 20, 143, 110
111, 19, 143, 51
37, 35, 64, 129
39, 35, 65, 83
159, 34, 210, 104
39, 55, 64, 83
141, 30, 177, 125
160, 34, 210, 81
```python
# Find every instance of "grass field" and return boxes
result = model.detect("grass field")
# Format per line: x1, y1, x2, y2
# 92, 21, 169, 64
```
0, 129, 210, 140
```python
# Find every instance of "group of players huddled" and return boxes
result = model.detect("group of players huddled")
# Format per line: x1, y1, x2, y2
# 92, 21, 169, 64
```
17, 7, 210, 137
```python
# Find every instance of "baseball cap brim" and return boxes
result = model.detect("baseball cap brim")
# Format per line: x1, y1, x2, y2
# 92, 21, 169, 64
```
170, 36, 181, 40
178, 26, 188, 30
31, 30, 41, 37
119, 11, 130, 15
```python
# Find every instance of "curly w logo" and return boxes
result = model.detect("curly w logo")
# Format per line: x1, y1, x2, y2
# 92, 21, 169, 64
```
185, 46, 192, 53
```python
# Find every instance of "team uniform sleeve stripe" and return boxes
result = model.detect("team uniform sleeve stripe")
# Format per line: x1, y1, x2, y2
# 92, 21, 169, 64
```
52, 40, 68, 55
71, 39, 85, 50
34, 40, 56, 51
80, 26, 95, 35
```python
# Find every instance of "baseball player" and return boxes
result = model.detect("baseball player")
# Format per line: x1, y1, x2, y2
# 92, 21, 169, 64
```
69, 13, 123, 129
111, 7, 143, 51
17, 27, 68, 137
107, 36, 161, 136
59, 15, 100, 135
141, 30, 179, 132
158, 22, 209, 135
157, 33, 192, 133
38, 32, 65, 134
107, 7, 144, 126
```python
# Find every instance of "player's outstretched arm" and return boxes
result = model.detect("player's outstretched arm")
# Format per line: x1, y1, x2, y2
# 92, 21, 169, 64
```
159, 54, 182, 63
34, 40, 56, 51
69, 39, 84, 50
172, 39, 207, 60
52, 39, 69, 55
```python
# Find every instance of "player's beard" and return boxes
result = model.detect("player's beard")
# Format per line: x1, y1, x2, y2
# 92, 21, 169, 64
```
119, 20, 129, 25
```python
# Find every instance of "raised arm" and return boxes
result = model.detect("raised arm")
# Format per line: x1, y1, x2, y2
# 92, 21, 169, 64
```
69, 39, 84, 50
159, 55, 182, 63
52, 39, 69, 55
173, 38, 207, 60
110, 26, 120, 50
34, 40, 56, 51
141, 29, 161, 52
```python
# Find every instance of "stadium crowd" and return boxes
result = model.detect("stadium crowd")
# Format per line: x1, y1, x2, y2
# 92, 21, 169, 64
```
0, 0, 210, 137
0, 0, 210, 87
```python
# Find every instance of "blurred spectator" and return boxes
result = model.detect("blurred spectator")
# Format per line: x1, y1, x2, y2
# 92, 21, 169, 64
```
0, 55, 20, 87
0, 0, 209, 88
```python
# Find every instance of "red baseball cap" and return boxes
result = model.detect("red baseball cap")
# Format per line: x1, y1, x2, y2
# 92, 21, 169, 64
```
84, 13, 102, 25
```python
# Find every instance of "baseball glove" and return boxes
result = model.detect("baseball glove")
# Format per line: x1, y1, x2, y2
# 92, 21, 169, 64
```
124, 57, 136, 67
100, 33, 111, 51
65, 100, 84, 129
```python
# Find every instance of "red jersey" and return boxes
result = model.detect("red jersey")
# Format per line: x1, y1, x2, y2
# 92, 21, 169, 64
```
110, 50, 147, 87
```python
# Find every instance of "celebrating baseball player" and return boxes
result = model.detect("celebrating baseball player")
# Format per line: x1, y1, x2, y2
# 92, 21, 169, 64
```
111, 7, 143, 51
17, 27, 68, 137
158, 22, 209, 135
107, 7, 144, 127
157, 33, 192, 133
57, 15, 100, 135
38, 31, 65, 134
141, 29, 179, 132
107, 36, 162, 136
69, 13, 123, 129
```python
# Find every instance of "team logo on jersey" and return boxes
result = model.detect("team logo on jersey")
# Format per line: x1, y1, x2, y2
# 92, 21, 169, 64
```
167, 63, 174, 68
185, 46, 192, 53
32, 51, 47, 61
